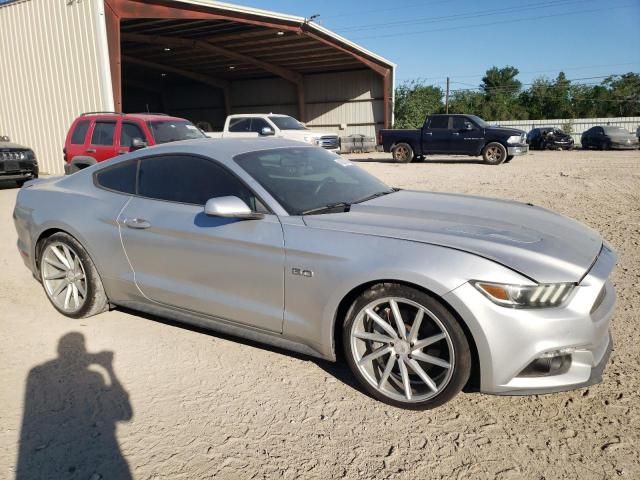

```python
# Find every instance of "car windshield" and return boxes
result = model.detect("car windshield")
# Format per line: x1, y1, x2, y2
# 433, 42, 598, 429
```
147, 120, 206, 144
234, 147, 394, 215
268, 116, 307, 130
467, 115, 489, 128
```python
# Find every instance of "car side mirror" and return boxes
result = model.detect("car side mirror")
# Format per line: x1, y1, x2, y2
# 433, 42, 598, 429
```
204, 196, 264, 220
131, 137, 147, 150
464, 123, 473, 131
260, 127, 275, 136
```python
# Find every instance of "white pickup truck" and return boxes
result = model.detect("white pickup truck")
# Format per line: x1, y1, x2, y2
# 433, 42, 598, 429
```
206, 114, 340, 152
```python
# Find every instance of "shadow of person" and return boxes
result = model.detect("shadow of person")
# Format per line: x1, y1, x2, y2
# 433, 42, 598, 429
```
16, 332, 133, 480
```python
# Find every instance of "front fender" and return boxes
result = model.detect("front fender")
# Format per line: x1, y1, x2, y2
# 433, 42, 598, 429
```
280, 224, 532, 360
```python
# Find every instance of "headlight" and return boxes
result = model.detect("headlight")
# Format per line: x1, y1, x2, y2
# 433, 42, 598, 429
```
472, 281, 575, 308
507, 135, 522, 144
303, 136, 319, 145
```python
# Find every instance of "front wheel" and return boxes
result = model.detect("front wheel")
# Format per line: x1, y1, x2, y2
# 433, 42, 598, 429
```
482, 142, 507, 165
504, 155, 514, 163
391, 143, 414, 163
343, 283, 471, 410
39, 232, 109, 319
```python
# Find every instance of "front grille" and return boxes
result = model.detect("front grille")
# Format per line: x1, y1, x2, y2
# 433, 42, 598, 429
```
0, 150, 29, 173
590, 285, 607, 314
318, 135, 339, 149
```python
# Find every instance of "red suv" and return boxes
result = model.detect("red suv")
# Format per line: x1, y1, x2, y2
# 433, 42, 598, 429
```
63, 112, 206, 174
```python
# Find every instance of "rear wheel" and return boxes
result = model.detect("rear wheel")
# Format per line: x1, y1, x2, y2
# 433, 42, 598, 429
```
482, 142, 507, 165
343, 283, 471, 410
391, 143, 414, 163
39, 232, 108, 319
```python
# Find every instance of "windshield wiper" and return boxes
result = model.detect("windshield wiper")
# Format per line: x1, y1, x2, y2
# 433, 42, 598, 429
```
351, 188, 398, 205
301, 202, 351, 216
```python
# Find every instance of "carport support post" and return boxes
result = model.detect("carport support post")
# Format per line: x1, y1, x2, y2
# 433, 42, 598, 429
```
297, 83, 306, 123
383, 69, 392, 129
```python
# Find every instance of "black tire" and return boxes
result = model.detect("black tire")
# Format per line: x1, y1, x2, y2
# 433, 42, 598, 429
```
342, 283, 471, 410
391, 143, 414, 163
482, 142, 507, 165
38, 232, 109, 319
504, 155, 514, 163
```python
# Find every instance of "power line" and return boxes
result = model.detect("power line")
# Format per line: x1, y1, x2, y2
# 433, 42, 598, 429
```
332, 0, 593, 32
349, 3, 638, 40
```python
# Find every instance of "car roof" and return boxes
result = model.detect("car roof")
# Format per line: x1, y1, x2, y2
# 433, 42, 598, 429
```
78, 113, 187, 122
105, 137, 315, 165
227, 113, 290, 118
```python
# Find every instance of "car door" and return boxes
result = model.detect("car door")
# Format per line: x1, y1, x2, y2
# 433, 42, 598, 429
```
66, 119, 91, 162
117, 121, 148, 154
118, 153, 285, 333
451, 116, 483, 154
226, 117, 258, 138
87, 120, 119, 162
422, 116, 450, 153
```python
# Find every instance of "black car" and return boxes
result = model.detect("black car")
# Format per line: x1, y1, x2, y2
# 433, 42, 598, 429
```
379, 114, 528, 165
527, 127, 574, 150
581, 126, 639, 150
0, 136, 39, 187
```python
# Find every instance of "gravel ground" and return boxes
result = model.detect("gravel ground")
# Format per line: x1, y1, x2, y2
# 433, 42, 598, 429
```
1, 149, 639, 479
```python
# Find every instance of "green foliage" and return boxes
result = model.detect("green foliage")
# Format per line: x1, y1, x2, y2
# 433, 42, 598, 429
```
393, 68, 640, 126
393, 80, 444, 128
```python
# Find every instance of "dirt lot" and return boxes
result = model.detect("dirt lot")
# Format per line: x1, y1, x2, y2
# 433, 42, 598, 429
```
1, 149, 639, 479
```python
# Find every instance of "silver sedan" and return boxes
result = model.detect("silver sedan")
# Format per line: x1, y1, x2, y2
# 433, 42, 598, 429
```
13, 138, 616, 409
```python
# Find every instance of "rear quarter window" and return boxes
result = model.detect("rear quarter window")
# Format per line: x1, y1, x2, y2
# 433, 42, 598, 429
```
71, 120, 90, 144
95, 160, 138, 194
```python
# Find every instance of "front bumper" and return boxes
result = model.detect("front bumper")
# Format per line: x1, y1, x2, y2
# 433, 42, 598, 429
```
443, 244, 616, 395
507, 144, 529, 156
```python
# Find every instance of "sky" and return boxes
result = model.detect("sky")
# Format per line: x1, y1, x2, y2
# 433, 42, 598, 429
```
226, 0, 640, 91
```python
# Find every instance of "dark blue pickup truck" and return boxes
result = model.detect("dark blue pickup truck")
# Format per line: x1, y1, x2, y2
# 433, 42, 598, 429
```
379, 114, 528, 165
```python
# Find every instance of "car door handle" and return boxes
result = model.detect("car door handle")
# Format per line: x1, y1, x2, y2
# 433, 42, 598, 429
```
452, 132, 460, 136
86, 148, 96, 153
425, 132, 433, 136
118, 149, 128, 154
124, 218, 151, 229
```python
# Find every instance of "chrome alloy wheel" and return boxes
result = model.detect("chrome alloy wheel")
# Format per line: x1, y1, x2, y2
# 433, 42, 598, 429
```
393, 145, 411, 162
349, 297, 455, 403
485, 145, 504, 163
41, 242, 88, 313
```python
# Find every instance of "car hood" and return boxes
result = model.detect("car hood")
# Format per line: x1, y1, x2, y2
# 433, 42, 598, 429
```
303, 190, 602, 283
0, 141, 30, 150
485, 126, 524, 136
282, 130, 337, 140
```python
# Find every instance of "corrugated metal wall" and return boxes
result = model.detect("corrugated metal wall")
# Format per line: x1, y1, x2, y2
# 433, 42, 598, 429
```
492, 117, 640, 143
163, 69, 384, 136
0, 0, 111, 175
305, 69, 383, 137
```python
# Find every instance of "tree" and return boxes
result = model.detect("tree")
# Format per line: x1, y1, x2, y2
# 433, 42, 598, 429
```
479, 66, 525, 120
393, 80, 444, 128
603, 73, 640, 116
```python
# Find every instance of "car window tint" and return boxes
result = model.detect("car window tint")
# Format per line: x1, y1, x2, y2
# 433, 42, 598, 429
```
451, 117, 467, 130
228, 118, 251, 132
429, 116, 448, 129
120, 123, 145, 147
96, 160, 137, 194
71, 120, 90, 145
91, 122, 116, 146
138, 155, 264, 210
250, 118, 270, 133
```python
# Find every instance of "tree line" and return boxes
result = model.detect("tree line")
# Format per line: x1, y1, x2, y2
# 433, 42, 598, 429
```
393, 66, 640, 129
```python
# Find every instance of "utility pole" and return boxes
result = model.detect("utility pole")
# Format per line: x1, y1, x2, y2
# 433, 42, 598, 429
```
445, 77, 450, 114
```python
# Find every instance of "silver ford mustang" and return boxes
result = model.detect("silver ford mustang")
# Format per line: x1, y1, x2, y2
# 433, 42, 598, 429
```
13, 138, 616, 409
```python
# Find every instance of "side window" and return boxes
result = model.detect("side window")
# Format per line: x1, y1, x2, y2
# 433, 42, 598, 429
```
137, 155, 265, 211
451, 116, 468, 130
250, 118, 270, 134
228, 118, 251, 132
120, 122, 146, 147
71, 120, 90, 145
95, 160, 137, 194
91, 122, 116, 146
428, 116, 449, 129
